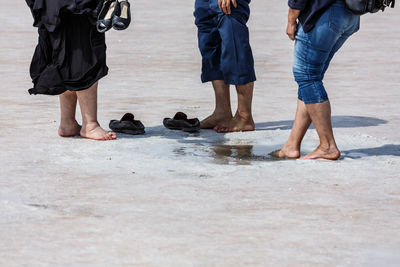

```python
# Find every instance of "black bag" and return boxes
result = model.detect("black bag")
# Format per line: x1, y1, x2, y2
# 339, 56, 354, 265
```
345, 0, 395, 14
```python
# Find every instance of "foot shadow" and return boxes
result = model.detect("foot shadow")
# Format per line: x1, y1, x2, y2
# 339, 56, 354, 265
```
116, 125, 229, 145
255, 115, 388, 131
116, 115, 388, 146
342, 144, 400, 159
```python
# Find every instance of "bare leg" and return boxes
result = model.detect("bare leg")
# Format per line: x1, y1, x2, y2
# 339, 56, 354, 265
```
58, 91, 81, 137
302, 100, 340, 160
273, 100, 311, 159
215, 82, 255, 133
200, 80, 233, 129
77, 82, 116, 141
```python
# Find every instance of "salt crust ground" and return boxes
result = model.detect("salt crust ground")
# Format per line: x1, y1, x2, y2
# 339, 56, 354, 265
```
0, 0, 399, 266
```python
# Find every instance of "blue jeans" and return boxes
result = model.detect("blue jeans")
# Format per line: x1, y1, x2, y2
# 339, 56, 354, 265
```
194, 0, 256, 85
293, 0, 360, 104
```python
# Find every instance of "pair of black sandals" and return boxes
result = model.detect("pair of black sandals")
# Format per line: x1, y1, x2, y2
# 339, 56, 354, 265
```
97, 0, 131, 33
109, 112, 200, 135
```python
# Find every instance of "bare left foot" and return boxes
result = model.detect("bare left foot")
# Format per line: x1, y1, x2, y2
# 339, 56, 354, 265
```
200, 111, 233, 129
80, 122, 117, 141
302, 145, 341, 160
214, 114, 255, 133
58, 120, 81, 137
270, 146, 300, 159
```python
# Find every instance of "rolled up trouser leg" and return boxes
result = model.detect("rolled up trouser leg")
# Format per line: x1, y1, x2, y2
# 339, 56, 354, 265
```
293, 1, 360, 104
194, 0, 256, 85
293, 38, 329, 104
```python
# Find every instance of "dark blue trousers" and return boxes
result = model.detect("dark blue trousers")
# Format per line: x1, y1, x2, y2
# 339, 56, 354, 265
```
194, 0, 256, 85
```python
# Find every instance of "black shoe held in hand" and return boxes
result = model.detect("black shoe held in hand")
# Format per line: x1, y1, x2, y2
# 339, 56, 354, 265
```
97, 0, 117, 33
112, 0, 131, 31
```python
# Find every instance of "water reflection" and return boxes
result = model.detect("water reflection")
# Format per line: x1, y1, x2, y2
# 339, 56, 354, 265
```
173, 144, 282, 165
211, 145, 279, 165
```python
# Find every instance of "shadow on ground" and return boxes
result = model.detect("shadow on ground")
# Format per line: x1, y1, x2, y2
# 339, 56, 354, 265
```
115, 115, 393, 164
118, 115, 387, 140
256, 115, 387, 131
342, 144, 400, 159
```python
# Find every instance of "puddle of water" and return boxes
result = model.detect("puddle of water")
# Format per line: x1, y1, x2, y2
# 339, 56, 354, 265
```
173, 144, 286, 165
211, 145, 282, 165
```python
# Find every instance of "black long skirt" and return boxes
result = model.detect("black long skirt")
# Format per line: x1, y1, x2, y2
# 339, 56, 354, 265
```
26, 0, 109, 95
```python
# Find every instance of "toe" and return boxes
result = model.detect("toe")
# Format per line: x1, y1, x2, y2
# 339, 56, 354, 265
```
108, 133, 116, 140
215, 127, 223, 133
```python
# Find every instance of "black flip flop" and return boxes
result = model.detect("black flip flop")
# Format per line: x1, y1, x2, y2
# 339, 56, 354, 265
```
109, 113, 145, 135
163, 112, 200, 133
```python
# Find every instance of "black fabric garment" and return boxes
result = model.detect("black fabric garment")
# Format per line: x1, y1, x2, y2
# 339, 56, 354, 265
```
26, 0, 108, 95
26, 0, 101, 32
288, 0, 336, 33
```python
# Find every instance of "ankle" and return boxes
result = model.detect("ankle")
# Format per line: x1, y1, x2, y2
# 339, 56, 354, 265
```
213, 109, 232, 118
60, 118, 78, 125
235, 110, 253, 121
82, 121, 100, 128
283, 141, 300, 152
318, 142, 338, 152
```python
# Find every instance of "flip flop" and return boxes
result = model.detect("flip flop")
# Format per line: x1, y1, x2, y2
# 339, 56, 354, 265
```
109, 113, 145, 135
163, 112, 200, 133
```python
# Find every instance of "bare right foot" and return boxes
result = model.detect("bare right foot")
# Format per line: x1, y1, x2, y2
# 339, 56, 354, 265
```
302, 145, 341, 160
58, 120, 81, 137
270, 144, 300, 159
80, 122, 117, 141
200, 112, 232, 129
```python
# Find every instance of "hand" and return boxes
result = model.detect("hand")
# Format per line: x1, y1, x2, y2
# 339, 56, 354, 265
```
286, 21, 298, 41
218, 0, 237, 15
287, 8, 300, 41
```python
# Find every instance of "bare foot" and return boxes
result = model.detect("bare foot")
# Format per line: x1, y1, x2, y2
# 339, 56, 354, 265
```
270, 145, 300, 159
200, 112, 232, 129
58, 120, 81, 137
302, 145, 341, 160
214, 114, 255, 133
80, 122, 117, 141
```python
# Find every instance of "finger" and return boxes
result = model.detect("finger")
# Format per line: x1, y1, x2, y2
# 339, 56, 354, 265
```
286, 30, 292, 40
218, 0, 222, 10
221, 1, 227, 14
226, 2, 231, 14
232, 0, 237, 8
291, 27, 297, 40
222, 2, 229, 14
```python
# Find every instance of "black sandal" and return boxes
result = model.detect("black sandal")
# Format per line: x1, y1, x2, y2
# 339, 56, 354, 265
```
109, 113, 145, 135
97, 0, 117, 33
163, 112, 200, 133
112, 0, 131, 31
